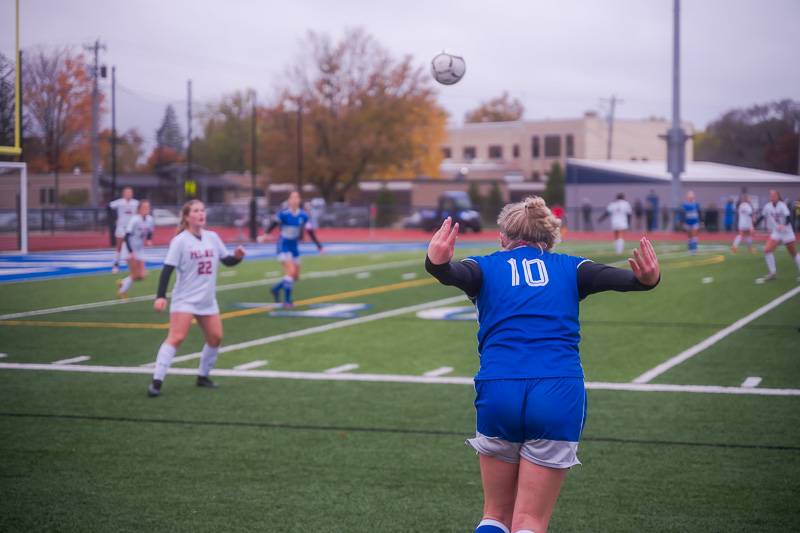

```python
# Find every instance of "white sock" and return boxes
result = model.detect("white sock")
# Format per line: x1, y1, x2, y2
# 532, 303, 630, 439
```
119, 276, 133, 294
732, 235, 741, 247
746, 237, 752, 248
614, 238, 624, 254
765, 252, 776, 274
153, 343, 177, 381
113, 250, 120, 264
199, 344, 219, 377
794, 253, 800, 272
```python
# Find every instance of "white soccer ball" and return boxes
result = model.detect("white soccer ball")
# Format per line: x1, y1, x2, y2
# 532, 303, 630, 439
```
431, 52, 466, 85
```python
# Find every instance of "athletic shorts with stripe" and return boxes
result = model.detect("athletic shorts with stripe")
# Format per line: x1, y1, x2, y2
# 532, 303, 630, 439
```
467, 378, 587, 469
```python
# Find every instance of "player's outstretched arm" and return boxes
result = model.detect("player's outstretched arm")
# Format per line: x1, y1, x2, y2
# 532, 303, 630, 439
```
425, 217, 483, 298
627, 237, 660, 287
427, 216, 459, 265
578, 237, 660, 299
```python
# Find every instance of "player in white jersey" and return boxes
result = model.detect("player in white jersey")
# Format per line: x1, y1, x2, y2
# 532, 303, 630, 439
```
146, 200, 246, 397
116, 200, 155, 297
109, 187, 139, 273
599, 193, 632, 254
756, 190, 800, 281
731, 194, 755, 253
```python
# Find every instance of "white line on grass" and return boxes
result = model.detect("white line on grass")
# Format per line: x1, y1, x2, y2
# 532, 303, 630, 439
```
324, 363, 359, 374
423, 366, 454, 377
0, 353, 6, 358
741, 376, 762, 388
2, 362, 799, 396
233, 360, 268, 370
143, 295, 468, 367
0, 258, 421, 321
632, 285, 800, 384
51, 355, 91, 365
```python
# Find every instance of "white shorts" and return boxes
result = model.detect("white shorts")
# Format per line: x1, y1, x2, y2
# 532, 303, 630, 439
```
610, 223, 628, 232
738, 221, 753, 232
170, 299, 220, 316
769, 227, 796, 244
115, 227, 127, 239
277, 252, 301, 264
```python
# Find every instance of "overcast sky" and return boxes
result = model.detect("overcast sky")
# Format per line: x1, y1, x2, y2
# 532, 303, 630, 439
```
12, 0, 800, 148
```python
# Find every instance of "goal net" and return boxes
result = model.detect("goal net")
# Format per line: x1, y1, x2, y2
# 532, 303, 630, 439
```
0, 161, 28, 253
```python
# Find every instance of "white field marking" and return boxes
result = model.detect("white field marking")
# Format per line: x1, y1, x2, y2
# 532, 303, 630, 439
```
220, 271, 237, 277
144, 295, 468, 367
741, 376, 762, 388
2, 362, 800, 396
755, 277, 765, 285
0, 258, 420, 321
423, 366, 454, 377
324, 363, 359, 374
633, 285, 800, 384
401, 272, 417, 280
51, 355, 91, 365
0, 353, 6, 358
702, 277, 714, 284
264, 271, 279, 277
233, 360, 268, 371
355, 272, 371, 279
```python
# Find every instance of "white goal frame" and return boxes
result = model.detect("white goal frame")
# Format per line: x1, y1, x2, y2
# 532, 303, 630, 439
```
0, 161, 28, 254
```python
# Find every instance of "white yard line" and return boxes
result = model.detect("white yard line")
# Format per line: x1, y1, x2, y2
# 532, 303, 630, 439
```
423, 366, 454, 377
324, 363, 359, 374
741, 376, 762, 388
632, 285, 800, 384
0, 258, 420, 321
0, 353, 7, 358
233, 360, 268, 371
1, 362, 799, 396
51, 355, 91, 365
144, 295, 468, 367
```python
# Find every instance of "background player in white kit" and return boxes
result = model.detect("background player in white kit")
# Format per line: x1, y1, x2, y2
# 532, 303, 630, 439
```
147, 200, 245, 397
599, 193, 632, 254
757, 190, 800, 281
109, 187, 139, 273
731, 194, 755, 253
116, 200, 154, 297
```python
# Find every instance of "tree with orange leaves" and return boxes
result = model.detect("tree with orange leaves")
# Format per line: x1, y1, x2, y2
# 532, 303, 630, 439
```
23, 47, 98, 206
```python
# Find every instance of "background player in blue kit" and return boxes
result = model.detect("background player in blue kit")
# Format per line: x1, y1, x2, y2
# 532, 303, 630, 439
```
426, 197, 660, 533
682, 190, 701, 255
259, 191, 320, 306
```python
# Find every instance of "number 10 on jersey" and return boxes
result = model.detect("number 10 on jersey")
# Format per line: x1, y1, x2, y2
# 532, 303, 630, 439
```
507, 258, 549, 287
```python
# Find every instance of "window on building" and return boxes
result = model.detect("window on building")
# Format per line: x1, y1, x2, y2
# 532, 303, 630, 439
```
441, 147, 452, 159
488, 145, 503, 159
565, 134, 574, 157
531, 136, 540, 158
463, 146, 476, 160
512, 144, 520, 158
530, 171, 541, 182
544, 135, 561, 157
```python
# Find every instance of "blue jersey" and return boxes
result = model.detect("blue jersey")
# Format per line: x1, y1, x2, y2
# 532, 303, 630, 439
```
466, 246, 588, 380
274, 209, 309, 243
683, 202, 700, 224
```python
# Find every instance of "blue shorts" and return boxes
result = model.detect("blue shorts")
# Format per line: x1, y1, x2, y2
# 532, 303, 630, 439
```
467, 378, 587, 468
276, 239, 300, 262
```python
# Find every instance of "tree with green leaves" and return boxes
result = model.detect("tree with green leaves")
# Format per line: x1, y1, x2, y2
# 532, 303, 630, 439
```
544, 161, 564, 206
193, 90, 256, 173
484, 182, 504, 225
465, 92, 524, 123
148, 104, 184, 170
375, 185, 396, 227
0, 53, 15, 151
468, 181, 484, 215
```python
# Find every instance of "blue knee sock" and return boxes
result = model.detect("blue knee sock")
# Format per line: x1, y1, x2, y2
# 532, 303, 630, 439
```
475, 519, 509, 533
270, 280, 284, 300
283, 276, 294, 303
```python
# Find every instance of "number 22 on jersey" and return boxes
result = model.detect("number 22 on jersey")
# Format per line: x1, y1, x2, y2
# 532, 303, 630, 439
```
507, 258, 549, 287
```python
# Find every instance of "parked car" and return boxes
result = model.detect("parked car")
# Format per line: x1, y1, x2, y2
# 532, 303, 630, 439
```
152, 208, 180, 227
416, 191, 482, 233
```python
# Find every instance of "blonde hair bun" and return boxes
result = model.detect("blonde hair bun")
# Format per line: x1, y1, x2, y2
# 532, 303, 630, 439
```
498, 196, 561, 250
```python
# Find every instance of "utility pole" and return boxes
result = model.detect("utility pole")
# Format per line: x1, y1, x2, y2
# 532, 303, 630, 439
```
666, 0, 688, 225
250, 92, 258, 241
186, 79, 193, 200
296, 98, 303, 191
84, 39, 106, 206
111, 66, 117, 198
602, 95, 623, 160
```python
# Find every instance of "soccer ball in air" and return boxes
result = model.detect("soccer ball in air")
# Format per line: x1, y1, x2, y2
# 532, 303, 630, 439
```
431, 52, 466, 85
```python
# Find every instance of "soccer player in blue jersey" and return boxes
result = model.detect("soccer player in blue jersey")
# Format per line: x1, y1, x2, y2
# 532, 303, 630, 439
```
682, 190, 701, 255
426, 196, 660, 533
260, 191, 319, 307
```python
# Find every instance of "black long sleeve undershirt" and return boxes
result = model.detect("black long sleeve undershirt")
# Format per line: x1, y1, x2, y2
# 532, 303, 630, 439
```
123, 233, 133, 253
306, 228, 323, 249
425, 256, 659, 300
156, 264, 175, 298
221, 255, 242, 267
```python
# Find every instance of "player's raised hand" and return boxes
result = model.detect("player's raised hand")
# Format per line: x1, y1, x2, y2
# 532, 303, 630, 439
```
153, 297, 167, 312
628, 237, 660, 286
234, 246, 246, 259
427, 217, 459, 265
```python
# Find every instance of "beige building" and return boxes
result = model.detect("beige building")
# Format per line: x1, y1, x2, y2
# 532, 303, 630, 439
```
441, 112, 694, 181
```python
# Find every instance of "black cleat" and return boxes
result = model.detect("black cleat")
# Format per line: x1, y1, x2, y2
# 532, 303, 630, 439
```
147, 379, 163, 397
196, 376, 218, 389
